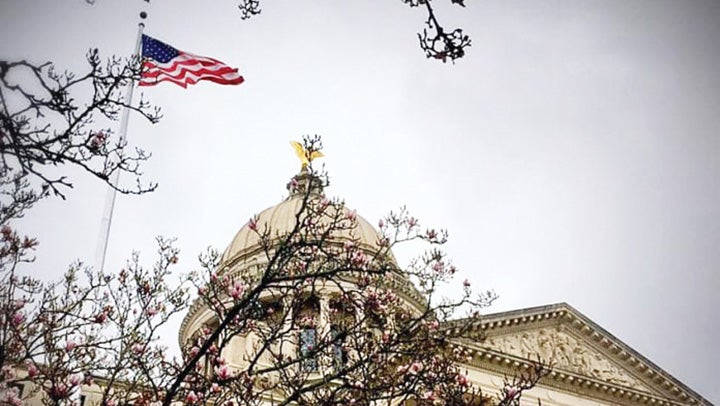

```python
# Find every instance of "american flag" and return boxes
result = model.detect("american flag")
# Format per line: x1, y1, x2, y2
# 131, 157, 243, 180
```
139, 35, 244, 88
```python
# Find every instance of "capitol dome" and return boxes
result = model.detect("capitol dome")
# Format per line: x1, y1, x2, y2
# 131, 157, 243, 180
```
179, 168, 424, 348
219, 169, 395, 271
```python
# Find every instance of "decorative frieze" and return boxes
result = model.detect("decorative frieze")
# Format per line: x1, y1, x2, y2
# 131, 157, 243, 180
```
485, 328, 647, 391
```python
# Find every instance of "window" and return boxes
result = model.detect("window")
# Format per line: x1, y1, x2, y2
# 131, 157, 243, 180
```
330, 326, 347, 370
299, 328, 317, 372
248, 299, 264, 319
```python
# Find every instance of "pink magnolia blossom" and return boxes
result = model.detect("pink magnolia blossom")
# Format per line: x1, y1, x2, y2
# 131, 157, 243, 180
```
456, 373, 469, 387
408, 361, 424, 375
146, 307, 159, 317
94, 311, 108, 324
229, 280, 245, 300
11, 312, 24, 325
346, 210, 357, 221
215, 365, 232, 380
26, 362, 39, 378
298, 315, 315, 328
248, 216, 258, 232
378, 219, 385, 228
1, 365, 16, 380
427, 320, 439, 331
422, 391, 436, 401
505, 386, 520, 399
426, 229, 438, 240
463, 279, 471, 288
68, 373, 83, 387
351, 251, 367, 267
0, 225, 12, 237
132, 344, 145, 355
49, 383, 69, 400
88, 132, 106, 150
2, 387, 21, 406
185, 391, 199, 404
65, 340, 77, 352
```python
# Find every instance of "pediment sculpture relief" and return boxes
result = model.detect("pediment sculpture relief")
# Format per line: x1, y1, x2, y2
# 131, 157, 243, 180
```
486, 328, 647, 390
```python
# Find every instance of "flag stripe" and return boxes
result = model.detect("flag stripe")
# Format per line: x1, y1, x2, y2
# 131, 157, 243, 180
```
140, 67, 243, 87
141, 60, 240, 80
139, 67, 244, 88
140, 36, 244, 88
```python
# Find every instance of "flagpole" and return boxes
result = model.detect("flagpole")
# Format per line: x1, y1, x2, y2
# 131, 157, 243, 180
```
95, 14, 146, 272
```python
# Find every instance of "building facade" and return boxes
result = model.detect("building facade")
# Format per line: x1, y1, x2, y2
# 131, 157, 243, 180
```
12, 169, 712, 405
177, 170, 712, 406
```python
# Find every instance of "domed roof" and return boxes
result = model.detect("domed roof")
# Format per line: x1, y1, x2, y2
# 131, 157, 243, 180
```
180, 169, 425, 347
219, 170, 391, 268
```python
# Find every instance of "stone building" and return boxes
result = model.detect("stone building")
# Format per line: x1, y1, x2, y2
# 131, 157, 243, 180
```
11, 169, 712, 405
177, 169, 712, 406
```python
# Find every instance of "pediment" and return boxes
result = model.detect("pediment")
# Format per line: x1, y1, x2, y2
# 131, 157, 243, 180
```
485, 328, 648, 391
452, 303, 712, 406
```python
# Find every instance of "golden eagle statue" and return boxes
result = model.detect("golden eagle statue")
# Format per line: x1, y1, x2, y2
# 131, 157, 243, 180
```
291, 141, 324, 169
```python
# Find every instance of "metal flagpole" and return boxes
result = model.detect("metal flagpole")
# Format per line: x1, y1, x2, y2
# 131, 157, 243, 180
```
95, 13, 147, 272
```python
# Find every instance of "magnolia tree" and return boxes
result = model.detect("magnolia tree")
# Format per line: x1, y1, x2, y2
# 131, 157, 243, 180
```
0, 137, 548, 406
0, 233, 188, 406
1, 46, 165, 406
0, 49, 160, 224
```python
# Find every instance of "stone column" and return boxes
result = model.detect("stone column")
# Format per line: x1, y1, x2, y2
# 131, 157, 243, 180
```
318, 294, 331, 337
318, 294, 331, 373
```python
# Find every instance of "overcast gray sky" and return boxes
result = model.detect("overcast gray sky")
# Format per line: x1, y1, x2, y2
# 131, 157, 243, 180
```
2, 0, 719, 403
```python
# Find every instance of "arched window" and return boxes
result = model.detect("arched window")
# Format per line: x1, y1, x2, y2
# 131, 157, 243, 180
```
296, 295, 320, 372
299, 327, 318, 372
329, 296, 353, 371
330, 325, 347, 370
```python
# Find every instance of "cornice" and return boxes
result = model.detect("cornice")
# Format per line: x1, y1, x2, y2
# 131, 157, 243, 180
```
446, 303, 712, 406
459, 346, 692, 406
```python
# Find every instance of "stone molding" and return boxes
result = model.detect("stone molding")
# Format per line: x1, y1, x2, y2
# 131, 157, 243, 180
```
486, 328, 646, 390
447, 303, 713, 406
